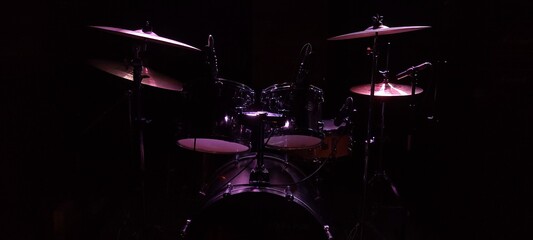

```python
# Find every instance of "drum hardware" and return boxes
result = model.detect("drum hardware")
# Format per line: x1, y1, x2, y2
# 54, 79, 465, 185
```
324, 122, 354, 160
179, 219, 192, 239
295, 42, 313, 85
260, 82, 325, 150
176, 78, 255, 154
334, 96, 355, 127
176, 35, 255, 154
180, 152, 334, 240
398, 62, 433, 152
287, 117, 355, 162
259, 43, 326, 150
180, 110, 335, 239
328, 97, 356, 160
88, 21, 201, 239
241, 111, 287, 185
349, 63, 430, 97
249, 151, 270, 185
206, 34, 219, 81
328, 14, 431, 240
223, 182, 234, 197
284, 186, 295, 201
197, 152, 258, 200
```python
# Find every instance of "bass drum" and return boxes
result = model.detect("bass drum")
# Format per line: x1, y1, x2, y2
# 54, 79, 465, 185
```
183, 153, 333, 240
177, 78, 255, 154
260, 82, 325, 150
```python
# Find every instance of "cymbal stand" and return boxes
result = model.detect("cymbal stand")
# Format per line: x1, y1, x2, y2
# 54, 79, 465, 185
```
356, 14, 402, 240
369, 41, 401, 203
129, 40, 149, 237
356, 28, 379, 240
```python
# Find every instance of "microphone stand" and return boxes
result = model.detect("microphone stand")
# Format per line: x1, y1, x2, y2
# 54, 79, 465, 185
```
407, 71, 419, 153
356, 15, 401, 240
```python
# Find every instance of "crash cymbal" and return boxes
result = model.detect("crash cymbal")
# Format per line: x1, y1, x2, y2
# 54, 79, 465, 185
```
350, 82, 423, 97
88, 59, 183, 91
89, 25, 201, 51
328, 25, 431, 40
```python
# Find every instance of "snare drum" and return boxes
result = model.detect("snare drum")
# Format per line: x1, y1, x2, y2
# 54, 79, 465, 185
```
177, 78, 255, 154
289, 119, 352, 160
260, 82, 324, 150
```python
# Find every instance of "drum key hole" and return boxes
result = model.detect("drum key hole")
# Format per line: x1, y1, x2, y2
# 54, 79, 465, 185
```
324, 225, 334, 240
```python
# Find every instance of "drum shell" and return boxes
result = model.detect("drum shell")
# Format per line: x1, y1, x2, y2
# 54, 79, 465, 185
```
177, 78, 255, 154
260, 82, 325, 150
288, 119, 352, 160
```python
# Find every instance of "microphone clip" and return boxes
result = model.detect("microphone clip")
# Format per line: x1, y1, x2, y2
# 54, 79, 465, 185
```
334, 97, 355, 127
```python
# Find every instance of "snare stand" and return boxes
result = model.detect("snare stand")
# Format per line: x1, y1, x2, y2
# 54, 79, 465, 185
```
248, 112, 272, 185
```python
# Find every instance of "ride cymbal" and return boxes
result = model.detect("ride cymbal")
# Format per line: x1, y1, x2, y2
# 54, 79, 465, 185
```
88, 59, 184, 92
89, 25, 201, 51
350, 82, 423, 97
328, 25, 431, 40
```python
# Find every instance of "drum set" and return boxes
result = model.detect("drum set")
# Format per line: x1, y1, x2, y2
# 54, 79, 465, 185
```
86, 15, 432, 240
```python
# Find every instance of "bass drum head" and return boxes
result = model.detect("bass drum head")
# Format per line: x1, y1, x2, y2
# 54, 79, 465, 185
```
184, 153, 330, 240
186, 192, 328, 240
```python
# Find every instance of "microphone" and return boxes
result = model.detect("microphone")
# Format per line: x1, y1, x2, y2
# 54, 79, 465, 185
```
206, 34, 218, 79
395, 62, 432, 80
295, 43, 313, 85
334, 96, 354, 126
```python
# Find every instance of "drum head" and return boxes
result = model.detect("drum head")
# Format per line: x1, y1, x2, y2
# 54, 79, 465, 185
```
260, 82, 325, 150
177, 138, 250, 154
186, 192, 328, 240
265, 134, 322, 150
176, 78, 255, 154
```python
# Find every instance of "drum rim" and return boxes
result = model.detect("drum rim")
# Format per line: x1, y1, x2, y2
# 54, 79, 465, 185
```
265, 135, 324, 151
261, 82, 324, 94
216, 77, 255, 93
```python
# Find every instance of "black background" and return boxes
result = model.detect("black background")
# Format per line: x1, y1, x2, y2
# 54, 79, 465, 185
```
3, 0, 533, 240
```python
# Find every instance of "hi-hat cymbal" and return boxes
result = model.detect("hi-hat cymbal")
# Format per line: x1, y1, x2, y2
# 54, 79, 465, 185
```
350, 82, 423, 97
88, 59, 183, 91
89, 25, 201, 51
328, 25, 431, 40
